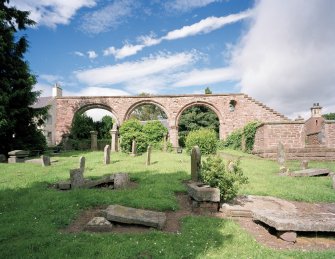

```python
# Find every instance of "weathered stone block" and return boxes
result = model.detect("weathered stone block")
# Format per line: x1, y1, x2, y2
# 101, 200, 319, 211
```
8, 157, 26, 163
8, 150, 29, 157
57, 181, 71, 190
103, 205, 166, 229
289, 168, 331, 177
70, 168, 84, 188
187, 182, 220, 202
41, 155, 51, 166
277, 231, 297, 242
113, 173, 129, 189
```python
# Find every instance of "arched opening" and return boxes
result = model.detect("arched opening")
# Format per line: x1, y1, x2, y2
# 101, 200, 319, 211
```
177, 103, 220, 147
66, 105, 118, 150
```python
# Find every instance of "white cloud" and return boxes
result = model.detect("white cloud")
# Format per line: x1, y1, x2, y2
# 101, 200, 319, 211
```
74, 51, 85, 57
75, 51, 198, 86
230, 0, 335, 117
165, 0, 221, 13
39, 74, 63, 84
103, 10, 251, 59
80, 0, 137, 34
64, 86, 130, 96
87, 50, 98, 59
33, 83, 52, 97
9, 0, 96, 28
173, 67, 238, 87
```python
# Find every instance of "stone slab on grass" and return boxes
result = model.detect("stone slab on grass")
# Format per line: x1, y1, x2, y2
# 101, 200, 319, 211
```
252, 210, 335, 232
289, 168, 331, 177
103, 205, 166, 229
82, 175, 114, 189
8, 150, 29, 157
187, 182, 220, 202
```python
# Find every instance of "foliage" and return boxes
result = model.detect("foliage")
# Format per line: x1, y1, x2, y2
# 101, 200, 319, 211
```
119, 119, 148, 153
205, 87, 212, 94
323, 113, 335, 120
223, 121, 261, 153
69, 113, 94, 139
142, 120, 168, 144
185, 128, 217, 154
0, 1, 48, 154
242, 121, 261, 152
222, 129, 243, 150
179, 106, 219, 147
201, 155, 248, 201
94, 115, 114, 139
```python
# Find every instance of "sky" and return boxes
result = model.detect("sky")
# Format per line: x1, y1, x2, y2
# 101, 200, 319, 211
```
9, 0, 335, 119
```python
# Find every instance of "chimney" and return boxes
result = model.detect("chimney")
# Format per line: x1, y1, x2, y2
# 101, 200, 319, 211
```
310, 103, 322, 117
52, 83, 62, 97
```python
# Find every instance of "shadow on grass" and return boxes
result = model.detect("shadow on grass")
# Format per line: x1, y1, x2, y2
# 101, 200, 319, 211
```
0, 170, 233, 258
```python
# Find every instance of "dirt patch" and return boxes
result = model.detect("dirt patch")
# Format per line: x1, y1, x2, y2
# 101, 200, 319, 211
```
64, 194, 335, 251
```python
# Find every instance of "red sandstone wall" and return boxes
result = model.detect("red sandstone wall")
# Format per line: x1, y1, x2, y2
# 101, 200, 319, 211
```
325, 122, 335, 148
253, 122, 305, 151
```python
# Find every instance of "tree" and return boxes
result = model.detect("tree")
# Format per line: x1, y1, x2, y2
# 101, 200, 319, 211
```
98, 115, 114, 138
178, 106, 219, 146
0, 1, 48, 154
323, 113, 335, 120
69, 113, 94, 139
205, 87, 212, 94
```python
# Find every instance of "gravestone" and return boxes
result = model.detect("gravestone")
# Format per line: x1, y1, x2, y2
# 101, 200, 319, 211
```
114, 173, 130, 189
146, 145, 151, 166
131, 139, 137, 156
8, 150, 29, 163
79, 156, 85, 173
227, 160, 235, 173
70, 168, 84, 188
110, 124, 119, 152
90, 130, 98, 151
300, 160, 309, 170
41, 155, 51, 166
0, 154, 6, 163
277, 142, 286, 166
191, 146, 201, 181
104, 145, 111, 165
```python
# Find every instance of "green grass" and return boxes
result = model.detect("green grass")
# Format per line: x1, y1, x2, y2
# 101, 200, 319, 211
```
0, 150, 334, 258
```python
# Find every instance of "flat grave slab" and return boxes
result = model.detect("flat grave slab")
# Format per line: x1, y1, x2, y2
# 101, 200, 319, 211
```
252, 210, 335, 232
289, 168, 332, 177
103, 205, 166, 229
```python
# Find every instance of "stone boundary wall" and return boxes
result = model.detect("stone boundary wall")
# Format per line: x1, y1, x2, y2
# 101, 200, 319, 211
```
325, 121, 335, 148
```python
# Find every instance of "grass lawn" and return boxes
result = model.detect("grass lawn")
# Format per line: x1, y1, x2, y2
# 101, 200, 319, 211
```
0, 149, 334, 258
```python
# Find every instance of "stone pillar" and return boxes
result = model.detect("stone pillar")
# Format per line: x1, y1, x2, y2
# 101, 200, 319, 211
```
146, 145, 152, 166
104, 145, 111, 165
191, 146, 201, 182
131, 139, 137, 156
169, 126, 179, 151
110, 124, 119, 152
90, 131, 98, 151
41, 155, 51, 167
79, 156, 85, 173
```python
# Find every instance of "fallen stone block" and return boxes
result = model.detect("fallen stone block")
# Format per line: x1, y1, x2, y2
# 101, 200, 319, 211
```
84, 217, 113, 232
289, 168, 331, 177
187, 182, 220, 202
82, 175, 114, 189
277, 231, 297, 243
103, 205, 166, 230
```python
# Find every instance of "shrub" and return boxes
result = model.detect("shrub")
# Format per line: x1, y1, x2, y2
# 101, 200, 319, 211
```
185, 128, 217, 154
222, 129, 242, 150
201, 155, 248, 201
142, 121, 168, 144
119, 119, 143, 135
242, 121, 261, 153
120, 132, 148, 154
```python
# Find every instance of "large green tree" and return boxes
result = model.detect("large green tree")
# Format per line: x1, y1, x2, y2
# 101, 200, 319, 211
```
323, 113, 335, 120
0, 1, 47, 154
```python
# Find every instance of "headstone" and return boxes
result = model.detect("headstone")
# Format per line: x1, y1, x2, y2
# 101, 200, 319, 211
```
41, 155, 51, 166
191, 146, 201, 181
8, 150, 29, 163
131, 139, 137, 156
110, 124, 119, 152
146, 145, 151, 166
79, 156, 85, 173
0, 154, 7, 163
300, 160, 309, 170
226, 160, 235, 173
103, 205, 166, 229
70, 168, 84, 188
277, 142, 286, 167
114, 173, 129, 189
90, 130, 98, 151
104, 145, 111, 164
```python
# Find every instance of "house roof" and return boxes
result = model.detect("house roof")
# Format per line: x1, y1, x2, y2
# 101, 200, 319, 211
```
31, 96, 53, 109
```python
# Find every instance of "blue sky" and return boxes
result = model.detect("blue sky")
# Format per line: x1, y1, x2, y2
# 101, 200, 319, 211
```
9, 0, 335, 118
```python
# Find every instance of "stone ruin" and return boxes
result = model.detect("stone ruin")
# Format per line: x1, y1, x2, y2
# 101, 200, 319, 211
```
8, 150, 29, 163
56, 156, 130, 190
187, 146, 221, 213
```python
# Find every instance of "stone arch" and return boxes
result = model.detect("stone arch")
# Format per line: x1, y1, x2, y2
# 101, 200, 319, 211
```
74, 103, 121, 125
123, 100, 169, 122
175, 101, 223, 126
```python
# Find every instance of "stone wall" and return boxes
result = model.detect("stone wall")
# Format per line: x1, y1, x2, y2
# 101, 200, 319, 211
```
325, 122, 335, 148
55, 93, 288, 147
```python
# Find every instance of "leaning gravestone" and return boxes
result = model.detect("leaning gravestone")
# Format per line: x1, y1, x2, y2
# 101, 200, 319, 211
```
79, 156, 85, 173
191, 146, 201, 181
131, 139, 137, 157
277, 142, 286, 166
41, 155, 51, 167
70, 168, 84, 188
146, 145, 151, 166
104, 145, 111, 165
